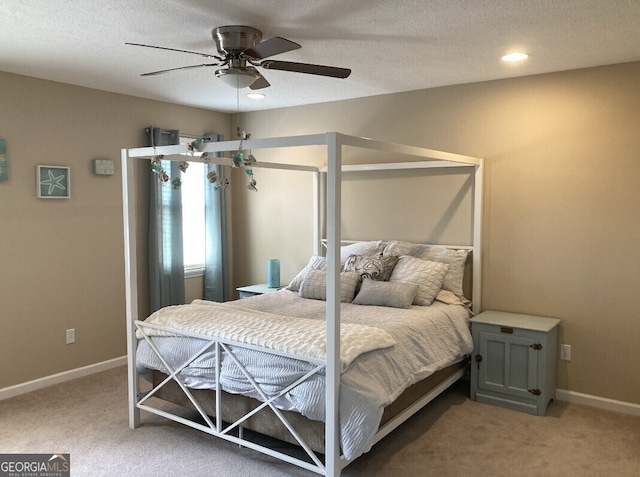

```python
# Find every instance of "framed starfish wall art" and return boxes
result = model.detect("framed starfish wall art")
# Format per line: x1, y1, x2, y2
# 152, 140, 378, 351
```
37, 165, 70, 199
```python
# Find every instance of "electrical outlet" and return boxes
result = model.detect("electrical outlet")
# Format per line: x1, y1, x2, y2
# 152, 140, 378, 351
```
560, 343, 571, 361
66, 328, 76, 344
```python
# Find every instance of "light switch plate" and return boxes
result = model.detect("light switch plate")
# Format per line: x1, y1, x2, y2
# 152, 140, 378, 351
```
92, 158, 115, 175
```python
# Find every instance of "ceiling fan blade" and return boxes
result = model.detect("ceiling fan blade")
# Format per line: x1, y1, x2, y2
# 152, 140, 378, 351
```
261, 60, 351, 79
125, 42, 222, 60
249, 73, 271, 90
243, 37, 301, 59
141, 64, 218, 76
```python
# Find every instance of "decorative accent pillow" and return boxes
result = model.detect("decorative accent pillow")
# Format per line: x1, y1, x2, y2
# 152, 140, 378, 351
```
383, 240, 469, 297
286, 256, 326, 292
435, 289, 469, 306
388, 255, 449, 306
343, 254, 399, 281
298, 269, 360, 303
340, 241, 386, 263
353, 278, 419, 309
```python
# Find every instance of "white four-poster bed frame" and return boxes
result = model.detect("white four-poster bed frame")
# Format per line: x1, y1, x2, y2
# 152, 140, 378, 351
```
121, 132, 483, 476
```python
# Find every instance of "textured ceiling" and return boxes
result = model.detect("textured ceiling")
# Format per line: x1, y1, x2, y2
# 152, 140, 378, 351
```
1, 0, 639, 113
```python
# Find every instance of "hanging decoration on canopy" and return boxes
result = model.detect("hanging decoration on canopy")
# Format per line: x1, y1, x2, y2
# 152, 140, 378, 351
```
150, 83, 259, 191
202, 152, 231, 191
231, 127, 258, 192
150, 154, 169, 184
150, 135, 257, 192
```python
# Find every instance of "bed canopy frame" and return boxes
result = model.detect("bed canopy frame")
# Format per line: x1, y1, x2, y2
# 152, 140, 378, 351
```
121, 132, 483, 476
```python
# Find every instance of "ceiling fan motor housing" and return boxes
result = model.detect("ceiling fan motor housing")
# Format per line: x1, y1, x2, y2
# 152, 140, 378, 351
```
213, 26, 262, 55
130, 25, 349, 88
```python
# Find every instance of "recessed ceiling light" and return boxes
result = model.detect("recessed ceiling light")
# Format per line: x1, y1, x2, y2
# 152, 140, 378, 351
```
246, 93, 265, 99
501, 52, 529, 62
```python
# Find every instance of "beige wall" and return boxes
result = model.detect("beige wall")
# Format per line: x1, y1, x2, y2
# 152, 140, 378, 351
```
0, 72, 229, 388
1, 62, 638, 405
237, 62, 640, 404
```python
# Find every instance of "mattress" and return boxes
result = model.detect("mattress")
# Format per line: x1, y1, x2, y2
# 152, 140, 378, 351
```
136, 289, 473, 459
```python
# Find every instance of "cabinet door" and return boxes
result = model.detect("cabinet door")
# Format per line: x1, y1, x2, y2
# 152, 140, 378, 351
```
477, 331, 539, 400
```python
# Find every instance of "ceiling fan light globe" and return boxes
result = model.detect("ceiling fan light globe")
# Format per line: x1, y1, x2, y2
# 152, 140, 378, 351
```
215, 68, 260, 89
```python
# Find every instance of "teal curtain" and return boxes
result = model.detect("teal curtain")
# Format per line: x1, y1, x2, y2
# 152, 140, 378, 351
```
149, 160, 185, 312
204, 133, 231, 302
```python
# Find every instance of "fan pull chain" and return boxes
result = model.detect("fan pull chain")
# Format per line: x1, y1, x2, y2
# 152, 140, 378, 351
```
232, 77, 258, 192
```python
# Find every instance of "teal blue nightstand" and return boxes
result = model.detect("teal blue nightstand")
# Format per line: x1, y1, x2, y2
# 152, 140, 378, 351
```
236, 283, 281, 299
470, 310, 561, 416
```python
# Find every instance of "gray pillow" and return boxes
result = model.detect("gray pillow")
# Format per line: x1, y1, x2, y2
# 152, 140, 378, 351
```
353, 278, 418, 308
298, 269, 360, 303
383, 240, 468, 297
388, 255, 449, 306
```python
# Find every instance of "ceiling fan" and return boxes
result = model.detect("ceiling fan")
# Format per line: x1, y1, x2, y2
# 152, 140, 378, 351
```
126, 25, 352, 89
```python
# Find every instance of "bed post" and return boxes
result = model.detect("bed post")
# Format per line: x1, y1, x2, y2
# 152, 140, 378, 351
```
325, 132, 342, 477
472, 160, 484, 314
121, 148, 140, 428
313, 169, 321, 256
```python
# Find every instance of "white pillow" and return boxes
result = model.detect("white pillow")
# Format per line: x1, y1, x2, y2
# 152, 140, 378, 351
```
286, 256, 326, 292
388, 255, 449, 306
435, 289, 468, 305
353, 278, 418, 309
340, 241, 385, 263
298, 269, 360, 303
383, 240, 468, 297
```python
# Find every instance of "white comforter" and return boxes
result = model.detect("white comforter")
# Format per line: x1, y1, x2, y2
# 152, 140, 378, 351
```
136, 290, 472, 460
137, 300, 396, 372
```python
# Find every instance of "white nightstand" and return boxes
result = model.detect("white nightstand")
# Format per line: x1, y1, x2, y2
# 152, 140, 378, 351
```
469, 310, 561, 416
236, 283, 281, 299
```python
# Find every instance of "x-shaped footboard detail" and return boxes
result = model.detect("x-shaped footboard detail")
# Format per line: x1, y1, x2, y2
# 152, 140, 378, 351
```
219, 342, 326, 467
135, 322, 219, 430
134, 320, 330, 474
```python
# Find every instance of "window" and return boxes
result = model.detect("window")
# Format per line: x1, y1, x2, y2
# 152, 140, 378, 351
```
181, 161, 206, 274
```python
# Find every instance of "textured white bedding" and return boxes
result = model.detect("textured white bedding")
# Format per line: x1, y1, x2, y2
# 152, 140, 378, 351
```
136, 289, 472, 460
137, 299, 396, 371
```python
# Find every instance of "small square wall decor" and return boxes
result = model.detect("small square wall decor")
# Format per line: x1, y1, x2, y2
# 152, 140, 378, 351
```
37, 165, 70, 199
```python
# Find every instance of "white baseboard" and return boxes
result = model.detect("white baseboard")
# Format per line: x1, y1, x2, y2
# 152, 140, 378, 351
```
556, 388, 640, 417
3, 360, 639, 417
0, 356, 127, 401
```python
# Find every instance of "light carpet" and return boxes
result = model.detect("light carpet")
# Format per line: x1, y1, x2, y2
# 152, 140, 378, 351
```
0, 366, 638, 476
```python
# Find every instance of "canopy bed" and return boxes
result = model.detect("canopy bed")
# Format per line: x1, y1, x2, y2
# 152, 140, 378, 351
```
121, 132, 483, 476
